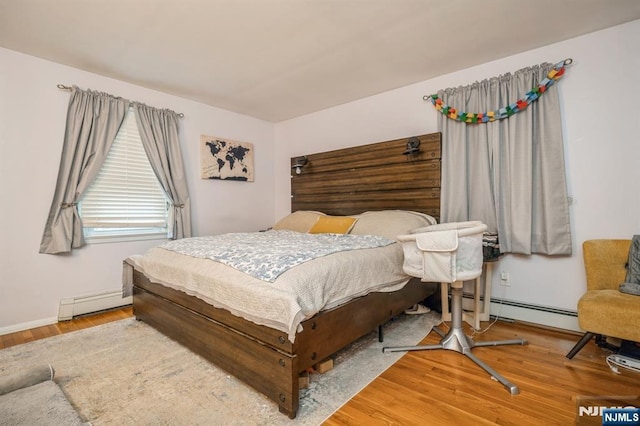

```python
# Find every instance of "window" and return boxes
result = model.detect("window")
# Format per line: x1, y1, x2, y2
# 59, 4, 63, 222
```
79, 108, 169, 242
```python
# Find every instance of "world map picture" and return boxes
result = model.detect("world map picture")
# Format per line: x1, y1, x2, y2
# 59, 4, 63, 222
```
200, 135, 254, 181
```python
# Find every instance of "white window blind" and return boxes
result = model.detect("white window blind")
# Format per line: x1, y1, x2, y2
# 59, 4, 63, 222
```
79, 109, 169, 239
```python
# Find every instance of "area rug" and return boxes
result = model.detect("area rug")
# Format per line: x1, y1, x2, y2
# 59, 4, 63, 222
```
0, 311, 441, 425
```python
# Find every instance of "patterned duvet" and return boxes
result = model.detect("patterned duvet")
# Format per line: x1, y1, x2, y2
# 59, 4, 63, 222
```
157, 230, 395, 282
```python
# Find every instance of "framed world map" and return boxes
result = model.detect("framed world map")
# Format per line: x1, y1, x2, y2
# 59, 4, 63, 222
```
200, 135, 254, 182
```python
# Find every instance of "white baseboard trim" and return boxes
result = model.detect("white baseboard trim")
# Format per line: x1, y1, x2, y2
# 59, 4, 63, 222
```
0, 316, 59, 336
58, 290, 131, 321
1, 291, 131, 337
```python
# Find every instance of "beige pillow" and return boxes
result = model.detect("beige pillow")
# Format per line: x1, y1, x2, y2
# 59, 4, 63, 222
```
272, 211, 325, 233
308, 216, 358, 234
350, 210, 437, 239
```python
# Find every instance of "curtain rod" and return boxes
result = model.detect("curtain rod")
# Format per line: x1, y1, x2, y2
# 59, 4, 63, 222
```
421, 58, 573, 101
57, 84, 184, 118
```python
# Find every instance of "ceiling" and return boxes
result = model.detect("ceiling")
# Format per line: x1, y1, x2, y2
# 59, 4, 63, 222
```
2, 1, 640, 122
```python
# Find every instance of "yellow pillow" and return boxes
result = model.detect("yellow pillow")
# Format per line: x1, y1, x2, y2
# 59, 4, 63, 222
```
308, 216, 358, 234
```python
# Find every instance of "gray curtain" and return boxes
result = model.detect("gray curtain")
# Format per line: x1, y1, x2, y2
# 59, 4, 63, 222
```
39, 87, 127, 254
439, 63, 572, 255
133, 103, 191, 239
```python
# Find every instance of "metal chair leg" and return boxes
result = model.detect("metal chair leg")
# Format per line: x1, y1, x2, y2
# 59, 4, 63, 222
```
383, 281, 527, 394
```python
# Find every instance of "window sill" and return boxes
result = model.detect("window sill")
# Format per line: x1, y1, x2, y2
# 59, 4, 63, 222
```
84, 233, 169, 245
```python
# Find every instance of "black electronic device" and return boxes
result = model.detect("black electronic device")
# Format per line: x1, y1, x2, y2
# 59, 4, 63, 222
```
619, 339, 640, 359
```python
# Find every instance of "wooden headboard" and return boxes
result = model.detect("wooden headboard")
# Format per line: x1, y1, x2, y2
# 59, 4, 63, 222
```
290, 132, 441, 221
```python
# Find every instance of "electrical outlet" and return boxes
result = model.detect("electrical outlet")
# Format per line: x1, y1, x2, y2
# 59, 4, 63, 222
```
500, 271, 510, 286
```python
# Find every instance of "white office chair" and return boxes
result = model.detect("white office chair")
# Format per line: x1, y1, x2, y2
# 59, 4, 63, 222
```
383, 221, 527, 395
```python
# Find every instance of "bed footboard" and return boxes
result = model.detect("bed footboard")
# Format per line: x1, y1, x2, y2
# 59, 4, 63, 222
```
132, 270, 435, 418
134, 285, 300, 418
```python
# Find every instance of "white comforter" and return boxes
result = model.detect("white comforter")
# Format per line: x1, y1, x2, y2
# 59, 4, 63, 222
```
128, 233, 409, 343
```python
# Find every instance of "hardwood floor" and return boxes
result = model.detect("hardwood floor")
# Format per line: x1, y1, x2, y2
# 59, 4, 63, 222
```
325, 320, 640, 426
1, 307, 638, 425
0, 307, 132, 349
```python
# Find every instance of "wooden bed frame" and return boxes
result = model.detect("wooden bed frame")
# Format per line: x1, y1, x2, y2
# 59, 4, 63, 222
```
131, 132, 442, 418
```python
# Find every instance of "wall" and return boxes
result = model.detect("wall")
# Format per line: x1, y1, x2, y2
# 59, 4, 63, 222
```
275, 21, 640, 327
1, 21, 638, 334
0, 48, 275, 332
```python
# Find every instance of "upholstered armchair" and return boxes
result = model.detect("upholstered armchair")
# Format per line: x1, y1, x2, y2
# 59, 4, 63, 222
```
566, 239, 640, 359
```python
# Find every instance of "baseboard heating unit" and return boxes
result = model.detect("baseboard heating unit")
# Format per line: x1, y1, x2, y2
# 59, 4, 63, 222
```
58, 290, 131, 321
458, 292, 580, 332
487, 297, 580, 332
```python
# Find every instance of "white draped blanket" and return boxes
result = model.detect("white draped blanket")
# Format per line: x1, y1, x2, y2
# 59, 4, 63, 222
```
130, 235, 408, 342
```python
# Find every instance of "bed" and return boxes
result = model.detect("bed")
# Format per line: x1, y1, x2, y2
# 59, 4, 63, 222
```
126, 132, 442, 418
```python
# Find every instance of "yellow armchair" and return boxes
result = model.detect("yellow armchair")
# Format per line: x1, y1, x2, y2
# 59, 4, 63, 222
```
566, 239, 640, 359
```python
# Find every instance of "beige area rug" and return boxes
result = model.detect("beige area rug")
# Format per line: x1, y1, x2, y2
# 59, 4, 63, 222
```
0, 311, 441, 425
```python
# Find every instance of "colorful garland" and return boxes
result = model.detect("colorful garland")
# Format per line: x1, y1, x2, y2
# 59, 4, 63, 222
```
426, 59, 572, 124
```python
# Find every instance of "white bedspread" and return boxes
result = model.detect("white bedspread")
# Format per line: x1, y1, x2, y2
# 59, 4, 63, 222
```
129, 234, 409, 343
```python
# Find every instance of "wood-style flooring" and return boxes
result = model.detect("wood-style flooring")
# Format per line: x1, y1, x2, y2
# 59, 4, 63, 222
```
1, 307, 638, 425
0, 307, 133, 349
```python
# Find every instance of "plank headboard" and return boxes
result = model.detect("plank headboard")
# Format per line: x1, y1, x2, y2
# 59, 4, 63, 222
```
290, 132, 441, 221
